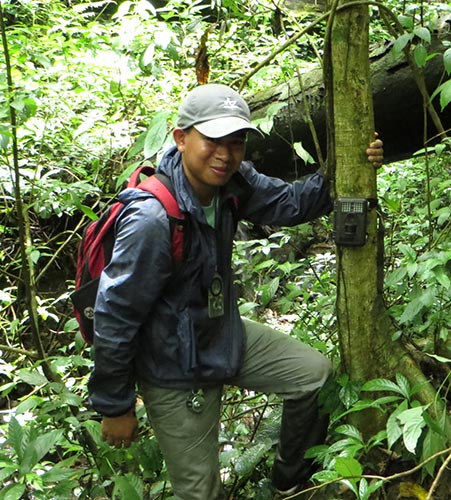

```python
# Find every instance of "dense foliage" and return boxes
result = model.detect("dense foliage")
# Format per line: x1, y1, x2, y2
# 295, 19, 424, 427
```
1, 0, 451, 499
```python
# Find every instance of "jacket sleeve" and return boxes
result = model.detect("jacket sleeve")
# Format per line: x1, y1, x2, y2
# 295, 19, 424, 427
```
237, 162, 333, 226
88, 197, 173, 417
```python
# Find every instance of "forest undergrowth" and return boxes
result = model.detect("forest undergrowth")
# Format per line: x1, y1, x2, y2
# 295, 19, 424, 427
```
1, 1, 451, 499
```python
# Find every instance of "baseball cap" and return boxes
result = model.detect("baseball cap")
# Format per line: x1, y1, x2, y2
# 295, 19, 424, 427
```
176, 84, 263, 138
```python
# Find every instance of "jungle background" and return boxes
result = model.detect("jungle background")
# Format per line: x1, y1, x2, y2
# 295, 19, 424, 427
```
1, 0, 451, 499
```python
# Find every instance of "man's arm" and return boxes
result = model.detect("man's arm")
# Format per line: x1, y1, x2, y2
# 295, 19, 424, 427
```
88, 197, 174, 447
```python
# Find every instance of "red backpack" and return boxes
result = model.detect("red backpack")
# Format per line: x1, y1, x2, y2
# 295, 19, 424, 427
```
70, 165, 185, 344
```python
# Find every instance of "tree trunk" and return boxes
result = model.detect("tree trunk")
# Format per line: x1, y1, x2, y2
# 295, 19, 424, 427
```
246, 33, 451, 180
327, 2, 451, 442
326, 0, 386, 436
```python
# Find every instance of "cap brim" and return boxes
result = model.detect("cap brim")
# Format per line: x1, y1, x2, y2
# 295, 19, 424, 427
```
194, 117, 264, 138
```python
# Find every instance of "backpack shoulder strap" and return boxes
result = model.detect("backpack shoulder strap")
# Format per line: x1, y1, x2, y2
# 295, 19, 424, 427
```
137, 173, 186, 263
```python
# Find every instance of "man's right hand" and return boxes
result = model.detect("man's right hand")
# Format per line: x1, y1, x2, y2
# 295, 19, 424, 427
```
101, 409, 139, 448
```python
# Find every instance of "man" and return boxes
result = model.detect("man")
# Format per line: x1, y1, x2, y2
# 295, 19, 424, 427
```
88, 83, 384, 499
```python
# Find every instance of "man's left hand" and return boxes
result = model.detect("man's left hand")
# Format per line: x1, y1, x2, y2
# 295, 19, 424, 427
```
367, 133, 384, 169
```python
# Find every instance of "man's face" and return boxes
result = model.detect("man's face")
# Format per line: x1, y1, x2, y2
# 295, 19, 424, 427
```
173, 127, 246, 205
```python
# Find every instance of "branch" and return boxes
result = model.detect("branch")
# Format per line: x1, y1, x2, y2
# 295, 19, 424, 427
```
427, 448, 451, 500
0, 1, 53, 381
0, 344, 38, 359
239, 9, 330, 91
296, 446, 451, 497
239, 1, 395, 92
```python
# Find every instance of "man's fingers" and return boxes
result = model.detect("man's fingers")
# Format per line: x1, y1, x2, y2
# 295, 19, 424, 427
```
367, 138, 384, 168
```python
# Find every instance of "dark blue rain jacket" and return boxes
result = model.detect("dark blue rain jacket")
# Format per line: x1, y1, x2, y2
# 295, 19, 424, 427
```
88, 146, 332, 416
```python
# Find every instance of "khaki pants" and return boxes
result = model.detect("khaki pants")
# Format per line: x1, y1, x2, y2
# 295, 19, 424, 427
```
140, 318, 332, 500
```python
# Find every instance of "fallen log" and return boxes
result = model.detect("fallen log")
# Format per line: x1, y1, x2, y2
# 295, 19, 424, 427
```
246, 34, 451, 179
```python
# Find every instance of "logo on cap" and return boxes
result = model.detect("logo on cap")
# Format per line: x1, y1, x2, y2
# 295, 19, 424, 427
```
221, 97, 240, 110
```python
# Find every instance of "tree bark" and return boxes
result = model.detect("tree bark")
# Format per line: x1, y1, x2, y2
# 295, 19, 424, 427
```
246, 34, 451, 180
327, 0, 387, 436
327, 3, 451, 442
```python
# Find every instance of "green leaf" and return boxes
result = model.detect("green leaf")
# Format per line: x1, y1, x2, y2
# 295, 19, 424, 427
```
127, 131, 146, 159
398, 243, 417, 261
143, 112, 170, 159
397, 406, 427, 453
339, 382, 360, 409
0, 466, 16, 483
79, 204, 99, 221
64, 317, 80, 332
399, 297, 424, 324
335, 425, 363, 442
433, 267, 451, 289
362, 378, 408, 397
432, 79, 451, 111
0, 483, 27, 500
238, 301, 258, 315
397, 15, 414, 30
386, 400, 407, 449
234, 439, 272, 476
444, 48, 451, 75
392, 33, 413, 54
8, 418, 23, 461
436, 206, 451, 228
395, 373, 411, 399
381, 195, 401, 213
293, 141, 315, 165
421, 427, 444, 477
113, 474, 144, 500
425, 353, 451, 364
136, 437, 163, 476
413, 44, 428, 68
252, 102, 286, 135
440, 80, 451, 110
53, 389, 83, 407
19, 446, 38, 477
334, 457, 361, 495
334, 456, 362, 477
83, 420, 103, 445
15, 395, 45, 415
328, 437, 363, 456
385, 266, 408, 287
16, 368, 48, 387
365, 479, 384, 499
0, 126, 11, 150
413, 27, 431, 44
358, 477, 369, 500
34, 430, 64, 465
41, 455, 79, 483
260, 277, 279, 307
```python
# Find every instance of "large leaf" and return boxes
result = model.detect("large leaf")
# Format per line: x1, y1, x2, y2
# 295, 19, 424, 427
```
362, 377, 408, 397
113, 473, 145, 500
0, 483, 26, 500
19, 429, 64, 477
234, 439, 272, 477
413, 27, 431, 44
392, 33, 413, 54
444, 47, 451, 75
421, 427, 445, 477
334, 424, 363, 442
334, 457, 362, 496
143, 111, 170, 159
397, 406, 427, 454
260, 277, 279, 307
431, 79, 451, 111
16, 368, 48, 387
7, 418, 23, 461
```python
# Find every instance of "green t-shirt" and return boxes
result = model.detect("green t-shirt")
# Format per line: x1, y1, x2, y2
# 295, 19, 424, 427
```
202, 196, 217, 228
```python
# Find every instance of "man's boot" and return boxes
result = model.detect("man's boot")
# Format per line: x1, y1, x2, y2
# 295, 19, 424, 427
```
271, 390, 329, 494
